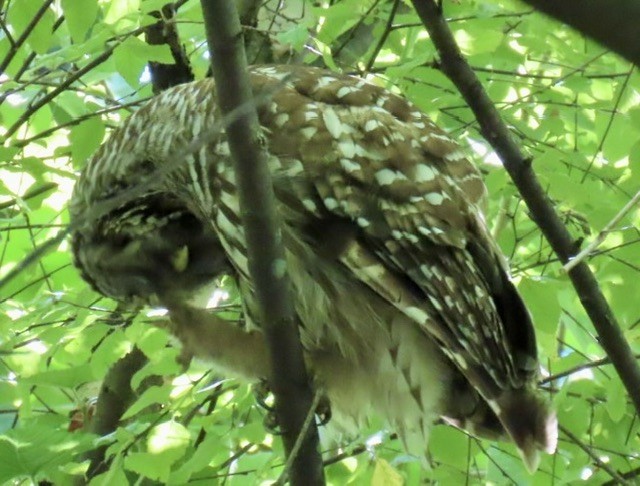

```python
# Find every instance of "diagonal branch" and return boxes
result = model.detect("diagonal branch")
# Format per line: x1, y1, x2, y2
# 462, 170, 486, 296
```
144, 3, 194, 93
541, 353, 640, 386
564, 189, 640, 271
560, 425, 630, 485
2, 45, 116, 141
410, 0, 640, 415
0, 0, 54, 74
82, 346, 148, 481
199, 1, 325, 485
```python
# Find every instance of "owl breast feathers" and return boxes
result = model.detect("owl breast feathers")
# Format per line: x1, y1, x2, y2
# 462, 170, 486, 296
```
70, 64, 557, 471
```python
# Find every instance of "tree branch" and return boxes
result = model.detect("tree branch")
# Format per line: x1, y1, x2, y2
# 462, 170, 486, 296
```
560, 425, 630, 485
410, 0, 640, 415
144, 3, 194, 93
0, 0, 54, 74
0, 181, 58, 211
604, 465, 640, 486
519, 0, 640, 68
564, 189, 640, 271
541, 353, 640, 386
199, 1, 325, 485
81, 346, 148, 481
2, 45, 116, 141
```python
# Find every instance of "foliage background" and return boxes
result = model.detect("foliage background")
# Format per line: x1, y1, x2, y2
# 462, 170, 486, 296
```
0, 0, 639, 484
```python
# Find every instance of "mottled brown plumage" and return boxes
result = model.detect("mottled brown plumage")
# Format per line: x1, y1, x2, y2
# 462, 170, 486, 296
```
70, 65, 556, 470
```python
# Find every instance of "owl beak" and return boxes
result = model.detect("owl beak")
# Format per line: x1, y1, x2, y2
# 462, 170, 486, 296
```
171, 246, 189, 272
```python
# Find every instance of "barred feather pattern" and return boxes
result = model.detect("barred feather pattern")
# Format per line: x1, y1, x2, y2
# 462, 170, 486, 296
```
70, 65, 556, 470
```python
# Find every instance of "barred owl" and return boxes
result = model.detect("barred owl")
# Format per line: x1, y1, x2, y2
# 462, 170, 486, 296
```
70, 65, 557, 470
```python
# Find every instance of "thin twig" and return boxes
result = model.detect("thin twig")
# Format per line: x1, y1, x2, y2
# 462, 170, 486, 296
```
603, 465, 640, 486
0, 0, 54, 74
13, 101, 140, 148
13, 16, 66, 82
581, 68, 634, 182
0, 228, 69, 292
541, 353, 640, 385
3, 43, 118, 140
364, 0, 400, 72
560, 425, 629, 485
564, 189, 640, 271
0, 182, 58, 210
276, 390, 323, 485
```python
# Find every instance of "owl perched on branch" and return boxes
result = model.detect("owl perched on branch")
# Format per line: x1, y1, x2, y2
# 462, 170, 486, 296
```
70, 64, 556, 471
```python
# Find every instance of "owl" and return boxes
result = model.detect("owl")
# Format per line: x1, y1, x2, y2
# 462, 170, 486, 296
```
70, 64, 557, 471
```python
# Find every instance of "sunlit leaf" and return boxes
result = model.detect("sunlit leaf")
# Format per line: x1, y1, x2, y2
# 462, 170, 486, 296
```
371, 458, 403, 486
62, 0, 99, 42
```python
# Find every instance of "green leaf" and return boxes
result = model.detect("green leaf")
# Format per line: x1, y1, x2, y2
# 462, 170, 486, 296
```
277, 24, 311, 52
605, 378, 626, 422
456, 24, 503, 56
0, 418, 94, 483
147, 421, 191, 462
517, 277, 562, 335
90, 327, 130, 378
122, 385, 171, 420
314, 0, 362, 45
130, 40, 174, 64
125, 452, 171, 482
486, 446, 530, 485
371, 458, 403, 486
629, 139, 640, 176
0, 436, 27, 483
0, 146, 20, 163
590, 78, 614, 102
114, 37, 172, 87
113, 39, 148, 88
136, 326, 171, 358
131, 347, 183, 390
170, 435, 222, 483
69, 117, 105, 167
7, 0, 55, 56
22, 365, 94, 388
104, 0, 141, 25
91, 456, 130, 486
61, 0, 99, 42
430, 426, 468, 468
602, 117, 638, 163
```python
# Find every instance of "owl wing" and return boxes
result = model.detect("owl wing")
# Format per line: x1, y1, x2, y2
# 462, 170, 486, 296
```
251, 65, 555, 468
255, 65, 526, 388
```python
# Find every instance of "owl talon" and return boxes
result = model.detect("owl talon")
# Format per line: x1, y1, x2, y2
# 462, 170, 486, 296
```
262, 410, 281, 434
315, 394, 332, 426
253, 380, 274, 412
254, 380, 331, 429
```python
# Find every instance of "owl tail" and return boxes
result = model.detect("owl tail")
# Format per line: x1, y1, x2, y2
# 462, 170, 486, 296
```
443, 387, 557, 472
494, 389, 558, 473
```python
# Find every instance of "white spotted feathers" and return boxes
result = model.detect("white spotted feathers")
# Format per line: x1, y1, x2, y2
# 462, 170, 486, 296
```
70, 64, 556, 472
